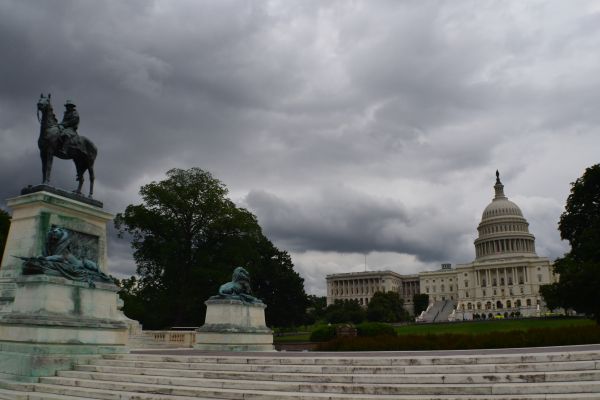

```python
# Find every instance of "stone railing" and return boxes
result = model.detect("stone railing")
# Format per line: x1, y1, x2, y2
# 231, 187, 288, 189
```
137, 330, 196, 348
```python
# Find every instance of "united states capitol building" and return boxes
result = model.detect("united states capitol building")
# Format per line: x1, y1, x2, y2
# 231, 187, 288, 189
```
326, 172, 558, 320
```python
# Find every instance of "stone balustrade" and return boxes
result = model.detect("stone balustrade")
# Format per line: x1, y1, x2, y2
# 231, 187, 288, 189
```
129, 330, 196, 348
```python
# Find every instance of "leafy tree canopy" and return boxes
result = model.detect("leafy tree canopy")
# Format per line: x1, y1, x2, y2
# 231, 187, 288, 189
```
305, 295, 327, 324
324, 299, 365, 324
0, 209, 10, 260
367, 291, 408, 322
558, 164, 600, 262
541, 164, 600, 322
115, 168, 307, 328
413, 293, 430, 316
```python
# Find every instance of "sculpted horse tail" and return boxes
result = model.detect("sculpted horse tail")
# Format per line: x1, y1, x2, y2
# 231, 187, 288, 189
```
37, 94, 98, 197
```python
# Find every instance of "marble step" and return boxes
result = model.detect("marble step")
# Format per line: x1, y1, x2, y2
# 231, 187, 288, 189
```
105, 351, 600, 365
87, 357, 600, 374
0, 378, 34, 392
28, 381, 600, 400
72, 364, 600, 384
37, 376, 600, 397
0, 387, 142, 400
0, 387, 29, 400
128, 339, 184, 349
32, 384, 215, 400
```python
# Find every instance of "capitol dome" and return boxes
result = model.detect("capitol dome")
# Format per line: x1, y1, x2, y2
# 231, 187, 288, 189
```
474, 171, 536, 260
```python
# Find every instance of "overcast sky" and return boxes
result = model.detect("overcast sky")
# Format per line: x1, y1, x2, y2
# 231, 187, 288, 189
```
1, 1, 598, 295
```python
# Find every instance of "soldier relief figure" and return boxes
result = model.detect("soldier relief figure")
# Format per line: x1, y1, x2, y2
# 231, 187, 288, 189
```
36, 94, 97, 197
17, 225, 112, 287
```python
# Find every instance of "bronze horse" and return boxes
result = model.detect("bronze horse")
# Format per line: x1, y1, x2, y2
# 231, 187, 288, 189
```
37, 94, 97, 197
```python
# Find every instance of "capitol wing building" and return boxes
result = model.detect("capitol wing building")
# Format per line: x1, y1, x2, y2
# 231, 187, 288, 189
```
326, 173, 558, 320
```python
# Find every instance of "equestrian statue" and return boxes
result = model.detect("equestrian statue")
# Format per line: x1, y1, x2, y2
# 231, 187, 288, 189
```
36, 93, 97, 197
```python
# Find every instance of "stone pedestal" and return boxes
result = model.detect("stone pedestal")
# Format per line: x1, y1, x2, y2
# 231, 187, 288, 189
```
0, 188, 129, 381
0, 188, 112, 310
0, 275, 127, 381
195, 299, 274, 351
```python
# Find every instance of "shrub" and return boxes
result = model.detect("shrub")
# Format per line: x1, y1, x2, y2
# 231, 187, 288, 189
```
356, 322, 397, 337
316, 325, 600, 351
309, 325, 336, 342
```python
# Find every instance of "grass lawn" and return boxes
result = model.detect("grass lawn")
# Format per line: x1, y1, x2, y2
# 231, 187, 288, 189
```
274, 333, 311, 343
395, 318, 595, 336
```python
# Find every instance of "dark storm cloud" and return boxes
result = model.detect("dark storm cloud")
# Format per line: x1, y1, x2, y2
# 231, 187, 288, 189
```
246, 187, 471, 263
1, 1, 597, 294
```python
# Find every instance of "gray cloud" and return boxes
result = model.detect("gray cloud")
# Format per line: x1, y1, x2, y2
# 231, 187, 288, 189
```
246, 184, 485, 264
0, 1, 595, 294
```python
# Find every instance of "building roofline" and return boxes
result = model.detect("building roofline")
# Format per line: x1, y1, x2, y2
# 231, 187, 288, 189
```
326, 270, 405, 279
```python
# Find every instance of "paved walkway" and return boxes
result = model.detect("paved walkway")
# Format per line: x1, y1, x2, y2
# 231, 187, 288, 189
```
132, 343, 600, 357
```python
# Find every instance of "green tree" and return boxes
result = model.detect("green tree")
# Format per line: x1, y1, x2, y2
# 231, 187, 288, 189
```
0, 209, 10, 260
366, 291, 408, 322
324, 299, 365, 324
115, 168, 307, 328
413, 293, 430, 316
541, 164, 600, 322
115, 276, 146, 324
305, 295, 327, 324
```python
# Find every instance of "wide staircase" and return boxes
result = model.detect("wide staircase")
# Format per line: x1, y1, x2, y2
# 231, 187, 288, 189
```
1, 348, 600, 399
434, 299, 457, 322
421, 299, 457, 323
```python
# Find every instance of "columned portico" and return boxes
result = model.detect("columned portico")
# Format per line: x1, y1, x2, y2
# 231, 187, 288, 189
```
326, 271, 419, 314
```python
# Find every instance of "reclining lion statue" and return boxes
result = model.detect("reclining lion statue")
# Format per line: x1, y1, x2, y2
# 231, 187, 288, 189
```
212, 266, 262, 304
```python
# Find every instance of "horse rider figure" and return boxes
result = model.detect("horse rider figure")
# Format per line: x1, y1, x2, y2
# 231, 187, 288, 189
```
58, 100, 79, 155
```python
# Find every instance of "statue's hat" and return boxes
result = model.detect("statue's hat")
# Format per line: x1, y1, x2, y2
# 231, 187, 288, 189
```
64, 100, 76, 107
